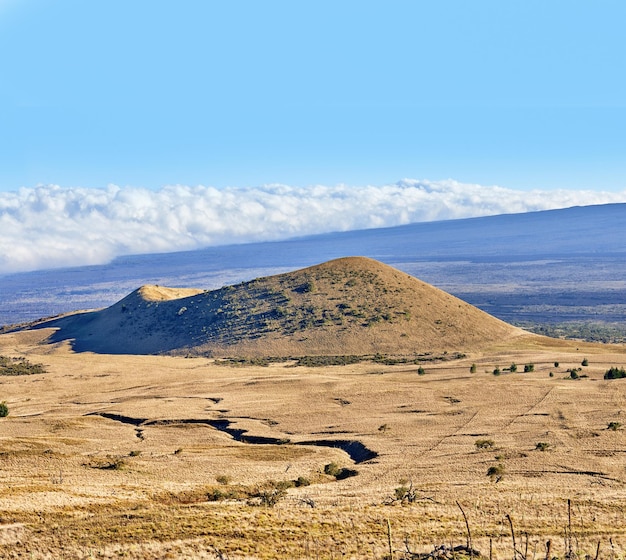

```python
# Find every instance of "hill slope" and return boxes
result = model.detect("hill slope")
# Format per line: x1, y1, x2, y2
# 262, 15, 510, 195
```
41, 257, 523, 356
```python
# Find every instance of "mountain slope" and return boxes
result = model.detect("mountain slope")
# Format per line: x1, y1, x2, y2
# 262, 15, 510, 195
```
40, 257, 523, 357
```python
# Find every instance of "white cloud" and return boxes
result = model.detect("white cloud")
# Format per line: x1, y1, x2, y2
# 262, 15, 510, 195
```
1, 179, 625, 274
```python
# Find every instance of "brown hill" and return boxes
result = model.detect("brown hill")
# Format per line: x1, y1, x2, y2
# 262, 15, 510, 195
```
40, 257, 523, 356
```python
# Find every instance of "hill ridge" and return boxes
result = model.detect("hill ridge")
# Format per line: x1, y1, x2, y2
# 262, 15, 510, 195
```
41, 257, 523, 356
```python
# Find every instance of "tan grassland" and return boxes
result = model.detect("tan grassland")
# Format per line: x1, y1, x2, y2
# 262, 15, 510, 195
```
1, 259, 626, 558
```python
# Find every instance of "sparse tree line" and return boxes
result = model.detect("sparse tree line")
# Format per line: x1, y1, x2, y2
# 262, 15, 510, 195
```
514, 321, 626, 344
470, 358, 626, 381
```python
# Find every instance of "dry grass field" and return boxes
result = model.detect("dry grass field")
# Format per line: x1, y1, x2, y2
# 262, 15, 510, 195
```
2, 259, 626, 559
2, 329, 626, 559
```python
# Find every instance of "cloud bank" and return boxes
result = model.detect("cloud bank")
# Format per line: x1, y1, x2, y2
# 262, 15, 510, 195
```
1, 180, 625, 274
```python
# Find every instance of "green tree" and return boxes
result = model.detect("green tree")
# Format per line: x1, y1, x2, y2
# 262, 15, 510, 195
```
0, 401, 9, 417
604, 367, 626, 379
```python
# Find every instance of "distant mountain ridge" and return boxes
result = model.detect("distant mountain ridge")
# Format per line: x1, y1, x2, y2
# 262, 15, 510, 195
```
1, 203, 625, 327
37, 257, 523, 357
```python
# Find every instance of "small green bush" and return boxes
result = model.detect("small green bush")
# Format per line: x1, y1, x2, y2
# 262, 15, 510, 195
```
524, 364, 535, 372
509, 363, 517, 373
417, 366, 425, 375
487, 464, 505, 482
254, 480, 293, 507
535, 442, 551, 452
582, 358, 589, 366
0, 401, 8, 418
206, 488, 226, 502
216, 474, 231, 485
324, 462, 342, 477
393, 481, 417, 503
206, 486, 246, 502
493, 367, 501, 376
475, 438, 495, 450
323, 462, 357, 480
470, 363, 477, 373
607, 421, 622, 431
554, 361, 560, 368
301, 280, 316, 293
568, 368, 580, 379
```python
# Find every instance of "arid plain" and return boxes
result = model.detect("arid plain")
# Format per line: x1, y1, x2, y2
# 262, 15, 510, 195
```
2, 259, 626, 559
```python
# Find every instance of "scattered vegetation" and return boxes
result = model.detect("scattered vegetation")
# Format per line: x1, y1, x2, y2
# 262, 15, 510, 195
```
87, 457, 126, 470
0, 355, 46, 376
203, 486, 248, 503
195, 476, 312, 507
535, 442, 551, 452
607, 421, 622, 431
214, 356, 287, 367
373, 352, 465, 365
218, 352, 467, 368
295, 355, 363, 367
253, 480, 293, 507
523, 363, 535, 372
567, 367, 583, 379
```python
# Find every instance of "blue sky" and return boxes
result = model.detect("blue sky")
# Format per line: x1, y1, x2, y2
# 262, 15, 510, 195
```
1, 0, 625, 193
2, 1, 626, 274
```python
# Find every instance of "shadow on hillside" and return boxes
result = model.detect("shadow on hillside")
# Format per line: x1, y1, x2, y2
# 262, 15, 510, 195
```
35, 311, 177, 355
